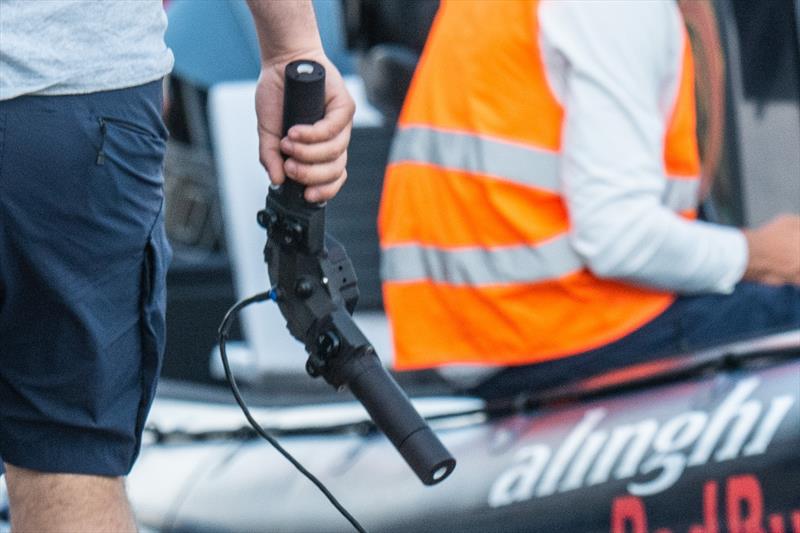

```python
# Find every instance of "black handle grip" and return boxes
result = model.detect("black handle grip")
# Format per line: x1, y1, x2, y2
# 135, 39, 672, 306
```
274, 59, 456, 486
344, 352, 456, 485
283, 59, 326, 135
281, 60, 326, 207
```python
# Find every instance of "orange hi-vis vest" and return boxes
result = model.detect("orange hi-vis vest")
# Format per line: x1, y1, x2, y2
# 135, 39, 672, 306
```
379, 0, 701, 370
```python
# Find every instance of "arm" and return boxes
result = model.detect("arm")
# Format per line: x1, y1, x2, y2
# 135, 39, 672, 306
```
539, 1, 747, 293
246, 0, 355, 202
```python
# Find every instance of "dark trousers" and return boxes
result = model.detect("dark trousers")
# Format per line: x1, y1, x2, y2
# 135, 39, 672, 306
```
471, 282, 800, 400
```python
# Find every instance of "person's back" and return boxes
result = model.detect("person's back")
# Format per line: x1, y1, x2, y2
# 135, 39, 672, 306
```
0, 0, 172, 100
379, 0, 800, 396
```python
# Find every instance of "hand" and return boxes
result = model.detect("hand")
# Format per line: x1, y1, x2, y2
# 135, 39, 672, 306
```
254, 51, 355, 203
742, 214, 800, 285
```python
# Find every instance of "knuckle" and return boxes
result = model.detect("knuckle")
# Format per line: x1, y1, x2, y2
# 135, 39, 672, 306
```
312, 143, 331, 162
300, 166, 317, 183
336, 133, 350, 153
325, 181, 341, 196
329, 140, 345, 158
289, 163, 307, 182
325, 123, 338, 139
334, 152, 348, 173
291, 144, 311, 162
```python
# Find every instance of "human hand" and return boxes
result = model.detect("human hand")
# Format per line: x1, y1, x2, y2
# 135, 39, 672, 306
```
742, 214, 800, 285
254, 51, 355, 203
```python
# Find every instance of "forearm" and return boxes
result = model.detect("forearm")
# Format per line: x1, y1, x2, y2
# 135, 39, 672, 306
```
542, 0, 748, 294
570, 196, 748, 293
246, 0, 323, 63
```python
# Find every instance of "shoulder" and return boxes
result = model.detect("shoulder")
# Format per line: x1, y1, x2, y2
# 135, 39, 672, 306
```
538, 0, 683, 68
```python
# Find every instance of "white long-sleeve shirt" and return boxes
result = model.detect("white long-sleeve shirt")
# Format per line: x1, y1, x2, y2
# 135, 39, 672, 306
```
538, 0, 747, 294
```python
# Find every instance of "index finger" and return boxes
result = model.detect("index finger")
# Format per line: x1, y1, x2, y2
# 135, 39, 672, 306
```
287, 102, 353, 144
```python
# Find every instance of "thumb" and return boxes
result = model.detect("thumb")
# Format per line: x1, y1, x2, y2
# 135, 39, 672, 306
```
259, 132, 286, 186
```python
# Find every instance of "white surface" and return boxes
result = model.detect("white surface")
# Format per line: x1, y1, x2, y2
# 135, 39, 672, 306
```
345, 75, 385, 127
129, 392, 483, 525
538, 1, 748, 293
128, 444, 233, 528
145, 395, 484, 434
208, 78, 389, 374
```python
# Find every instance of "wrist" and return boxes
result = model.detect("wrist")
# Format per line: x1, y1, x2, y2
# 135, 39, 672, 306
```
246, 0, 323, 67
259, 45, 325, 68
742, 227, 767, 281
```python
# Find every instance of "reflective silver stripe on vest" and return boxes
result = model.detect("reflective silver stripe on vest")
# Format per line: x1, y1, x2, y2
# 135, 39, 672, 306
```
381, 237, 584, 285
391, 126, 699, 212
390, 126, 561, 193
663, 177, 700, 212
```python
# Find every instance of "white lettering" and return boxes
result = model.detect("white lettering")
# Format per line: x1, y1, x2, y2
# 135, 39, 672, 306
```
560, 431, 607, 491
488, 445, 551, 508
688, 378, 759, 466
628, 411, 707, 496
587, 419, 658, 485
743, 396, 795, 456
715, 400, 761, 461
487, 376, 796, 508
536, 409, 606, 496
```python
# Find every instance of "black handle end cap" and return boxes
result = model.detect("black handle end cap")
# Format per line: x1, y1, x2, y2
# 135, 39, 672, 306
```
399, 427, 456, 486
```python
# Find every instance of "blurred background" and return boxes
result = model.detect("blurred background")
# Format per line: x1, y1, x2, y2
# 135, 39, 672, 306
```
158, 0, 800, 388
149, 0, 800, 531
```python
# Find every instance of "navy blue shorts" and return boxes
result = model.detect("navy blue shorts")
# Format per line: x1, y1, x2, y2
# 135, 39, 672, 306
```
0, 80, 171, 476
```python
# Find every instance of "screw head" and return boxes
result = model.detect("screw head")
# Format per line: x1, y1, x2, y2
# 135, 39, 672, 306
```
295, 279, 313, 298
316, 331, 341, 358
257, 209, 278, 231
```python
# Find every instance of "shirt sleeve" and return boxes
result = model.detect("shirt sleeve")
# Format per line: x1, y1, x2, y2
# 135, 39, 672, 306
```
538, 0, 747, 294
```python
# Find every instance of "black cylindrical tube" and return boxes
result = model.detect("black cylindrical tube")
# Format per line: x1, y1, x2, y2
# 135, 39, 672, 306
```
346, 354, 456, 485
281, 60, 326, 207
282, 60, 326, 136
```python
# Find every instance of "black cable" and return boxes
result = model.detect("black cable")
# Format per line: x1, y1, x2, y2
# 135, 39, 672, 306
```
218, 292, 368, 533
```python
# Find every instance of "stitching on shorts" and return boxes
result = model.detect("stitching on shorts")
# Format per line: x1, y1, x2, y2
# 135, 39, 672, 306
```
0, 113, 6, 180
130, 197, 166, 470
0, 113, 6, 311
0, 112, 7, 203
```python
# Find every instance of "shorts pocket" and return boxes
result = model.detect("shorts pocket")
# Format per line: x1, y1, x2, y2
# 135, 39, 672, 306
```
98, 115, 167, 190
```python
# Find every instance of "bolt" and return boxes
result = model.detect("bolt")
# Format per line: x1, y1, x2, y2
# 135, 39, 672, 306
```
295, 279, 313, 298
257, 209, 278, 231
288, 222, 303, 241
316, 331, 341, 358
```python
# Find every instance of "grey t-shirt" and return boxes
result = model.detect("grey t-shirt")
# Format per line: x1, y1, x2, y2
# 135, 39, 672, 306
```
0, 0, 174, 100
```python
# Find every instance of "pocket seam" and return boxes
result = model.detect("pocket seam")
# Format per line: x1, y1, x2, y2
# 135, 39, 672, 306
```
100, 115, 168, 143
